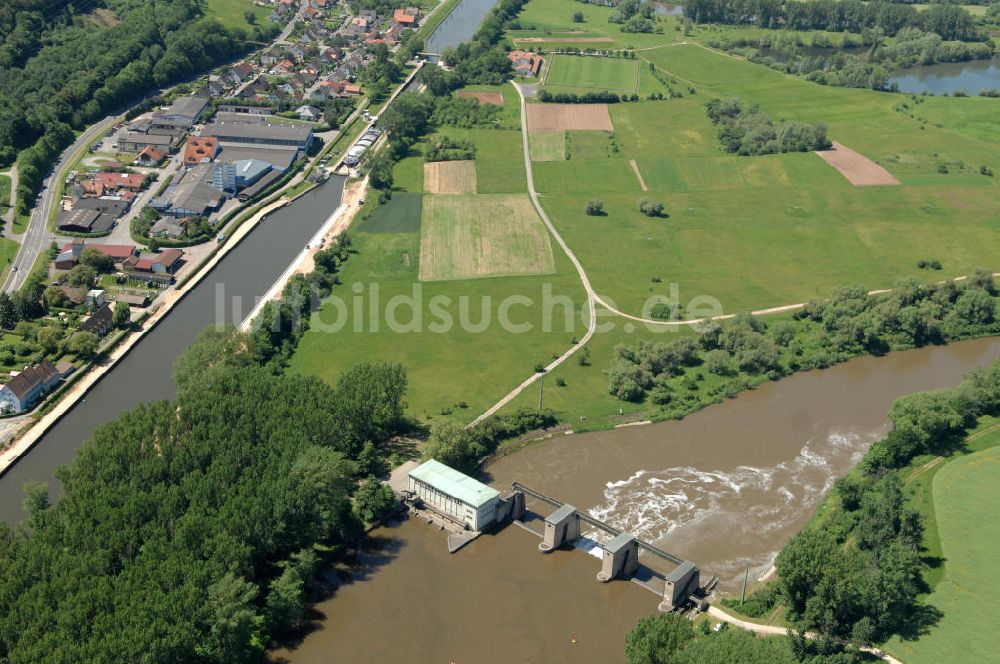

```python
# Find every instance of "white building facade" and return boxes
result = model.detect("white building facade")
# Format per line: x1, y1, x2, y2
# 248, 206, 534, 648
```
408, 459, 500, 531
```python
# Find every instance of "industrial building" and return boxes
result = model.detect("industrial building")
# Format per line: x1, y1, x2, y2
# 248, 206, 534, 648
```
408, 459, 500, 531
202, 119, 314, 151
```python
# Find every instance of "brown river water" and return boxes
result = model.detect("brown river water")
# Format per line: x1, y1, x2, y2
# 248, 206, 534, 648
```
275, 337, 1000, 664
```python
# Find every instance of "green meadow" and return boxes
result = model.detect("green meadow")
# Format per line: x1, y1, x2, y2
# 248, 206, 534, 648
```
884, 423, 1000, 663
525, 41, 1000, 315
289, 84, 588, 422
203, 0, 277, 32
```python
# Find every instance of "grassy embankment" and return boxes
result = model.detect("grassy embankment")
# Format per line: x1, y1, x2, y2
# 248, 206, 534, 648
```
882, 420, 1000, 663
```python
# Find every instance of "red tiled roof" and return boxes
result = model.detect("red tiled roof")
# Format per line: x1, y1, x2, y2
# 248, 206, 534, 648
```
183, 136, 218, 166
393, 9, 417, 24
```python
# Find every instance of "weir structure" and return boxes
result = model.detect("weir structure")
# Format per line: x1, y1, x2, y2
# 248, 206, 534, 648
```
511, 482, 704, 612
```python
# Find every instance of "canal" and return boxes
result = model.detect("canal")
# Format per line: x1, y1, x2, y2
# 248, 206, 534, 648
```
425, 0, 500, 55
0, 178, 347, 522
275, 336, 1000, 664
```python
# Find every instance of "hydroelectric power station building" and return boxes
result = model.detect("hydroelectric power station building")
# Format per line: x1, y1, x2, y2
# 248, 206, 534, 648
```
408, 459, 500, 531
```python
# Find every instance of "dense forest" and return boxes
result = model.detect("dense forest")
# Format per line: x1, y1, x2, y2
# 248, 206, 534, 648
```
1, 0, 275, 215
0, 327, 411, 662
684, 0, 987, 41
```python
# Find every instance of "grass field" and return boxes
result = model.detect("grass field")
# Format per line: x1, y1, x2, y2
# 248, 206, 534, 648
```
885, 423, 1000, 663
288, 228, 587, 421
424, 160, 477, 194
203, 0, 277, 32
357, 193, 423, 233
418, 194, 555, 281
529, 131, 566, 161
524, 40, 1000, 315
544, 55, 640, 92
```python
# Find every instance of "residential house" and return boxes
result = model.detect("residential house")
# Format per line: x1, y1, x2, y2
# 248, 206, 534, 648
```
0, 360, 62, 414
150, 216, 189, 239
135, 146, 166, 167
54, 241, 137, 270
79, 304, 114, 339
508, 50, 543, 77
89, 172, 147, 192
393, 7, 419, 26
124, 248, 185, 275
296, 105, 323, 122
343, 83, 362, 95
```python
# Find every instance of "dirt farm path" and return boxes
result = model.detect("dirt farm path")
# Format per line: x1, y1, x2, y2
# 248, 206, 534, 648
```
470, 82, 1000, 427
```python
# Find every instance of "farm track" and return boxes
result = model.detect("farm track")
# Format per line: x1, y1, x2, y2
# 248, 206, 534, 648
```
470, 82, 1000, 426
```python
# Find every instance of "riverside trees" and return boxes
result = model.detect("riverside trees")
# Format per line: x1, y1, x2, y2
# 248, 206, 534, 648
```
0, 332, 410, 662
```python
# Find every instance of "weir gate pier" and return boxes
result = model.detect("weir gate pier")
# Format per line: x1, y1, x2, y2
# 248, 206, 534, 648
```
507, 483, 709, 613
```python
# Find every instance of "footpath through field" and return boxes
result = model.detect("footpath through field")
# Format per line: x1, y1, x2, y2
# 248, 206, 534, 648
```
471, 82, 1000, 427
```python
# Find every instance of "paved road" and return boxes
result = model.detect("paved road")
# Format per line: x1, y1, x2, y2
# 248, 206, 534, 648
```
2, 116, 120, 293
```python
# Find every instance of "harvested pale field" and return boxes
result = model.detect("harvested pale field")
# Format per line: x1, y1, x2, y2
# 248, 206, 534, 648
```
423, 160, 477, 194
457, 90, 504, 105
526, 103, 614, 132
530, 131, 566, 162
419, 194, 555, 281
815, 142, 900, 186
516, 37, 615, 43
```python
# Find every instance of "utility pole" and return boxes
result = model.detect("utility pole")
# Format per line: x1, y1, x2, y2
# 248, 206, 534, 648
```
740, 562, 750, 605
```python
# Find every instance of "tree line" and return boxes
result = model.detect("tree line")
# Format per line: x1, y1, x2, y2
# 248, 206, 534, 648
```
606, 270, 999, 414
626, 610, 869, 663
684, 0, 987, 42
705, 97, 831, 155
713, 27, 996, 91
775, 354, 1000, 644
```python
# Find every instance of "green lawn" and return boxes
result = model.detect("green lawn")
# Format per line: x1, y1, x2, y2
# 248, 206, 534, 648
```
202, 0, 277, 32
357, 193, 423, 233
885, 424, 1000, 663
545, 55, 640, 92
0, 174, 10, 209
0, 237, 18, 283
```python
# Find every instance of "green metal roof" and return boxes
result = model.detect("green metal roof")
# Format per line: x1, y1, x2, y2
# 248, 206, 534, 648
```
409, 459, 500, 508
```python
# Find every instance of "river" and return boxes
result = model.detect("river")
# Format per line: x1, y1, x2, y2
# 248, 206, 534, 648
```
890, 59, 1000, 95
276, 336, 1000, 664
0, 178, 347, 522
425, 0, 500, 55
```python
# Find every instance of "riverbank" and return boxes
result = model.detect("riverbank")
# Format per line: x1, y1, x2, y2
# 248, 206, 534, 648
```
276, 336, 1000, 663
239, 178, 367, 331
